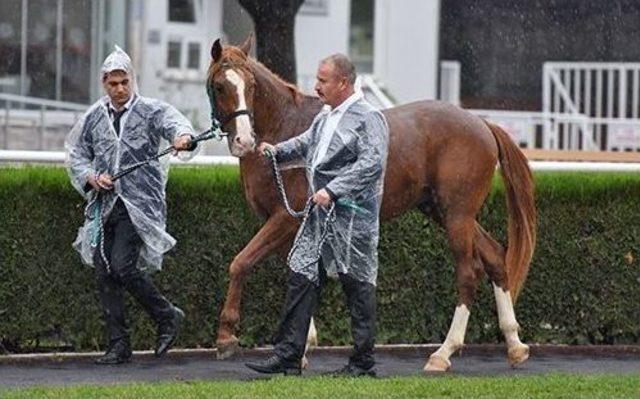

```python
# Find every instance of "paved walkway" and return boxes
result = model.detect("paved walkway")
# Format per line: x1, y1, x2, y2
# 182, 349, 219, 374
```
1, 345, 639, 388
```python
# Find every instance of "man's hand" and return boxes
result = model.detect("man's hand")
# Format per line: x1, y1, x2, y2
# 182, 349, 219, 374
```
312, 188, 332, 207
88, 173, 114, 191
257, 142, 275, 156
173, 134, 193, 152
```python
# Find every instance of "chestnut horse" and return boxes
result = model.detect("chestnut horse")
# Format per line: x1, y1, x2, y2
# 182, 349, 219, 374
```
207, 37, 536, 372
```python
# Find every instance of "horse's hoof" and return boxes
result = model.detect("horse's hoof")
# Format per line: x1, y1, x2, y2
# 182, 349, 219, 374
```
216, 336, 240, 360
508, 343, 529, 367
301, 355, 309, 370
423, 354, 451, 373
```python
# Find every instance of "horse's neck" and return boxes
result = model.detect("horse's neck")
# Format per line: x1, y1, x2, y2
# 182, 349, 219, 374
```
238, 64, 321, 215
250, 63, 322, 144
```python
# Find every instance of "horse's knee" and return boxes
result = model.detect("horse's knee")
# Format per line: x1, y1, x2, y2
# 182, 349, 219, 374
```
220, 307, 240, 325
228, 257, 250, 281
456, 266, 480, 305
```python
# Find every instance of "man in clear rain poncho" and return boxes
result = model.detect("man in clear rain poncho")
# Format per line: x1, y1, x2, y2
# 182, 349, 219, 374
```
247, 54, 389, 376
66, 46, 198, 364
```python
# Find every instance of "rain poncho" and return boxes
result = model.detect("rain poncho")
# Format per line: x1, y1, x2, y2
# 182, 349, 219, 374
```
275, 96, 389, 285
66, 46, 196, 271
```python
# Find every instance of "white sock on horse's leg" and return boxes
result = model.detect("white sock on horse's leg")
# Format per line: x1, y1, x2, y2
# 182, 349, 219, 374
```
424, 304, 470, 372
492, 283, 521, 346
307, 317, 318, 347
492, 283, 529, 366
301, 317, 318, 369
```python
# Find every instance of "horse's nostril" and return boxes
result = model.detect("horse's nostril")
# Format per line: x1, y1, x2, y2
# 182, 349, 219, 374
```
234, 136, 241, 144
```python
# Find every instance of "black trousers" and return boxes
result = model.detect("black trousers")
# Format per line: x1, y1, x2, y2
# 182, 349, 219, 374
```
93, 199, 175, 344
274, 262, 377, 370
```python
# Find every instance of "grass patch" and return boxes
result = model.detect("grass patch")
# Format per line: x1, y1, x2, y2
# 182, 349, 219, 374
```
2, 373, 639, 399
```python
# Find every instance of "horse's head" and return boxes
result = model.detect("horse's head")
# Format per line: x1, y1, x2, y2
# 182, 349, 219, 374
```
207, 36, 257, 158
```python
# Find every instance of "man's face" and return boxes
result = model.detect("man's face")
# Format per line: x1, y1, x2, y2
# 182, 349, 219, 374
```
102, 70, 132, 108
314, 61, 347, 108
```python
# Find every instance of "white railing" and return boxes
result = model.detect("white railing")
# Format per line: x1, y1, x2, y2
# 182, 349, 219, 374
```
543, 62, 640, 151
359, 75, 395, 109
469, 109, 593, 150
0, 150, 238, 165
0, 93, 87, 150
439, 60, 461, 107
470, 109, 640, 153
2, 150, 639, 172
0, 93, 231, 156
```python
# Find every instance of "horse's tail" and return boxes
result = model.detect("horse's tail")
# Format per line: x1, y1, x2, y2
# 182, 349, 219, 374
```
486, 121, 537, 303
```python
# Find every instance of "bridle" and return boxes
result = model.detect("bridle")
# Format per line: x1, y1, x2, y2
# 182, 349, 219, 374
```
206, 64, 255, 132
217, 109, 253, 128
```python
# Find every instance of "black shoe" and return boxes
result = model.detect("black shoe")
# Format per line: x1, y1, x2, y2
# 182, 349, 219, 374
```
155, 306, 184, 357
245, 355, 302, 375
95, 339, 132, 365
327, 363, 377, 377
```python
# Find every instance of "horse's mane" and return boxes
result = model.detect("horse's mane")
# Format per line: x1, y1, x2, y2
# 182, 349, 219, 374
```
207, 46, 305, 106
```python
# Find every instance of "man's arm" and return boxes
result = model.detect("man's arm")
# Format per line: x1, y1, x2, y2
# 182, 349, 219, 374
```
324, 111, 388, 200
272, 114, 321, 163
65, 114, 100, 196
157, 102, 198, 152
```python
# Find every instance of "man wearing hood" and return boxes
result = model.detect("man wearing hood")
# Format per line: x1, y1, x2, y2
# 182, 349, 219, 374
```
66, 46, 197, 364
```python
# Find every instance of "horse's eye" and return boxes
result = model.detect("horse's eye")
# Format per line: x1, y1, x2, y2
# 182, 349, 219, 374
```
215, 84, 224, 94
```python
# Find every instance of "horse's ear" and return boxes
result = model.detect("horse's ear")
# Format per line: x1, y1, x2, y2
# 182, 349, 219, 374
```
239, 33, 253, 56
211, 39, 223, 62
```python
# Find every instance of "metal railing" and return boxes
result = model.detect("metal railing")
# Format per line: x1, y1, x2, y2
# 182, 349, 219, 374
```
469, 109, 593, 150
0, 150, 238, 166
359, 75, 395, 109
432, 61, 640, 152
3, 149, 639, 172
543, 62, 640, 151
0, 93, 87, 150
440, 60, 461, 107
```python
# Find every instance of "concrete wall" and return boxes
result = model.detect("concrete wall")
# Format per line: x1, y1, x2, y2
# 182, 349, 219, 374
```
133, 0, 224, 130
295, 0, 351, 93
374, 0, 441, 104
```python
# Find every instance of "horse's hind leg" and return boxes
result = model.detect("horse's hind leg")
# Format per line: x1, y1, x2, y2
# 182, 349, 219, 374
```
474, 223, 529, 367
424, 214, 483, 372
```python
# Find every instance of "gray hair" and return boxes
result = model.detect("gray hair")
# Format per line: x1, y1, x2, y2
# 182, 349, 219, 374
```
321, 54, 356, 85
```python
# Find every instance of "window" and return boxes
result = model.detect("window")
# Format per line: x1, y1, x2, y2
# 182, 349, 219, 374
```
168, 0, 195, 23
167, 41, 181, 68
300, 0, 329, 16
187, 42, 200, 69
349, 0, 373, 73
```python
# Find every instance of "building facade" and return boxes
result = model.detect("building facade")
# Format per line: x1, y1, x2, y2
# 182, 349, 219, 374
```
0, 0, 441, 132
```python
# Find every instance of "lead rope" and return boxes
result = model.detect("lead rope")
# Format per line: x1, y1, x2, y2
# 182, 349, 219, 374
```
86, 191, 111, 273
265, 150, 336, 276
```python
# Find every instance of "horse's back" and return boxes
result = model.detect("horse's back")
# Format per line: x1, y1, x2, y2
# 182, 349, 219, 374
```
383, 100, 497, 152
379, 100, 499, 220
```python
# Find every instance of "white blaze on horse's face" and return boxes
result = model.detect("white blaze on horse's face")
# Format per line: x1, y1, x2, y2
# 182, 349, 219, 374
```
224, 69, 256, 157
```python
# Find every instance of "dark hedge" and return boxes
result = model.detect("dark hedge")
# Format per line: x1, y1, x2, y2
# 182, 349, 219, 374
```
0, 167, 638, 353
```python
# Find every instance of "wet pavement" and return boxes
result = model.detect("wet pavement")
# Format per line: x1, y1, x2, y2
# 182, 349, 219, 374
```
1, 345, 639, 388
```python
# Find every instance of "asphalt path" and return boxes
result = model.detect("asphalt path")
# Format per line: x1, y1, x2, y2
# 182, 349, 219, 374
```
1, 345, 639, 388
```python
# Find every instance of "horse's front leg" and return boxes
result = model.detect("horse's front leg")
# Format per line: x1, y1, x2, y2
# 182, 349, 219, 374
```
216, 211, 298, 359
